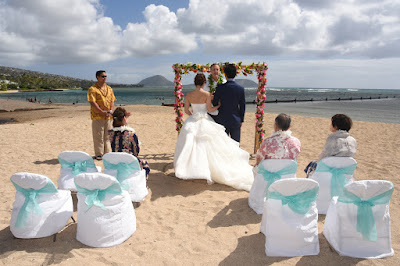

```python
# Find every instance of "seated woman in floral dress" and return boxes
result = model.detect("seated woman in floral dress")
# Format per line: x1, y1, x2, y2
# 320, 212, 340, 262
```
109, 107, 150, 176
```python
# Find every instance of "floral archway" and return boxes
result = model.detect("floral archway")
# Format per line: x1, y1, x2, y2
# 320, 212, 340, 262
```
172, 62, 268, 153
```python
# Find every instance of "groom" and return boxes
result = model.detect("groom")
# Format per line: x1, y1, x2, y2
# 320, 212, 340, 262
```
212, 64, 246, 143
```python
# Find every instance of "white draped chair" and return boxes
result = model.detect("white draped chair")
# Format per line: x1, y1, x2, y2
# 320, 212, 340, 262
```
248, 159, 297, 214
261, 178, 319, 257
103, 152, 148, 202
309, 156, 357, 214
10, 172, 73, 239
74, 172, 136, 248
57, 151, 101, 191
323, 180, 394, 258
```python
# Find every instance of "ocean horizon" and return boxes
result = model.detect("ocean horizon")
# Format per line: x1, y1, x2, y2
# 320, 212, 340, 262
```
1, 86, 399, 124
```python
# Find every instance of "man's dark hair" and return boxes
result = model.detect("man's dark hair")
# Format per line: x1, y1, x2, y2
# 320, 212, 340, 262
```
96, 70, 106, 78
224, 64, 237, 79
210, 63, 219, 69
331, 114, 353, 132
194, 73, 206, 86
275, 113, 291, 131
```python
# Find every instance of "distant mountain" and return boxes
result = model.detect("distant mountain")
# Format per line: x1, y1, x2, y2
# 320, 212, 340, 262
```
138, 75, 174, 87
235, 79, 258, 88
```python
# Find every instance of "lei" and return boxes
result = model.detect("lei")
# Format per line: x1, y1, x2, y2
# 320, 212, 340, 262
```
111, 125, 136, 133
207, 74, 224, 93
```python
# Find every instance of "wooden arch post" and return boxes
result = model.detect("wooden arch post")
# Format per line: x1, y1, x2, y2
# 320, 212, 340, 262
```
172, 62, 268, 154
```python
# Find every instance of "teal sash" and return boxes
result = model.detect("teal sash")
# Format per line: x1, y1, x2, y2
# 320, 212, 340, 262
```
103, 159, 141, 190
338, 186, 394, 241
11, 179, 58, 228
59, 158, 97, 176
315, 161, 356, 197
258, 161, 297, 190
75, 183, 122, 211
267, 186, 319, 215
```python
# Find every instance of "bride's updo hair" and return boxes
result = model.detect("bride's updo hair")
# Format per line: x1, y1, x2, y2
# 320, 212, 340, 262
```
194, 73, 206, 86
112, 107, 126, 127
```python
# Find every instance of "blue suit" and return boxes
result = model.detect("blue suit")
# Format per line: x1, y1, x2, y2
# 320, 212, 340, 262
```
212, 79, 246, 143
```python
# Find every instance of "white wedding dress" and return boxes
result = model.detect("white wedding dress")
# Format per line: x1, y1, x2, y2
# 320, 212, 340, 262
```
174, 103, 254, 191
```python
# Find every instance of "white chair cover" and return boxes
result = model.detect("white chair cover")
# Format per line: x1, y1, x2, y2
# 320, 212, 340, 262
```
323, 180, 394, 258
248, 159, 297, 214
261, 178, 319, 257
309, 157, 356, 214
102, 152, 148, 202
74, 172, 136, 248
10, 172, 73, 239
57, 151, 101, 191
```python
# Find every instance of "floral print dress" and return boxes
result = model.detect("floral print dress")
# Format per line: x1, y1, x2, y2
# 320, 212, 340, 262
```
256, 130, 301, 162
108, 126, 150, 176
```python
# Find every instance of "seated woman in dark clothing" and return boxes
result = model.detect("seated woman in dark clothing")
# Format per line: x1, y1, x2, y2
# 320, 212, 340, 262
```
109, 107, 150, 176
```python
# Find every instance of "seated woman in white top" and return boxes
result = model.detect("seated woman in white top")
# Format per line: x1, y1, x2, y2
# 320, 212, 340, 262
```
305, 114, 357, 175
318, 114, 356, 160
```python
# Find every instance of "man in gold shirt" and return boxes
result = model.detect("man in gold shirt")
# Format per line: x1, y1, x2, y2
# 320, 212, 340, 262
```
87, 70, 116, 160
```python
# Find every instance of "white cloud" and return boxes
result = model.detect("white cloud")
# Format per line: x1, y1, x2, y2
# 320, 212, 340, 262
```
0, 0, 197, 65
121, 4, 197, 57
0, 0, 399, 89
0, 0, 122, 64
176, 0, 400, 58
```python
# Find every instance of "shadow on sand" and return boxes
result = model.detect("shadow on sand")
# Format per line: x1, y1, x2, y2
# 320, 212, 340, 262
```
0, 220, 86, 264
207, 197, 261, 228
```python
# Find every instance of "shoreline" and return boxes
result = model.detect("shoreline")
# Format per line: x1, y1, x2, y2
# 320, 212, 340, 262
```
1, 98, 399, 125
0, 88, 77, 94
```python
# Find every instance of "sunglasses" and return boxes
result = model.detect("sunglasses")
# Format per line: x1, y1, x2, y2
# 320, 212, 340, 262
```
101, 75, 107, 78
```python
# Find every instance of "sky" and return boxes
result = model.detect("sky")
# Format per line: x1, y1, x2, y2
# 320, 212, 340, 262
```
0, 0, 400, 89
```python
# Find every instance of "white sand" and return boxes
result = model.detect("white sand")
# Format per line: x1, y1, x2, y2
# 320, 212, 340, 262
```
0, 99, 399, 265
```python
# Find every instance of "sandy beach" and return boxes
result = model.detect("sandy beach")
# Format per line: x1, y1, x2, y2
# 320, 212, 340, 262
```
0, 98, 399, 265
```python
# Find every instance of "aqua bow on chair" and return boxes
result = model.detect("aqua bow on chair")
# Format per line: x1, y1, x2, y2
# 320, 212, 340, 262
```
267, 186, 319, 215
258, 161, 297, 189
338, 186, 394, 241
11, 179, 58, 228
75, 183, 122, 211
315, 162, 356, 198
103, 160, 141, 190
59, 158, 96, 176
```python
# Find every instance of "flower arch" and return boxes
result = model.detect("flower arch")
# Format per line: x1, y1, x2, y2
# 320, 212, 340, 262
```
172, 62, 268, 153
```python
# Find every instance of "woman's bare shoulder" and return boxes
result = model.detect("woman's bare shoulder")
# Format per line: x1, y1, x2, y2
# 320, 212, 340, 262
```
185, 91, 193, 100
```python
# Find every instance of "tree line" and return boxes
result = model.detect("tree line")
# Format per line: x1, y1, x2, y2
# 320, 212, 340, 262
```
0, 65, 144, 91
0, 66, 95, 91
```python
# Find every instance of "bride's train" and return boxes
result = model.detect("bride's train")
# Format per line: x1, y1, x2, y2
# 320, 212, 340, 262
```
174, 103, 254, 191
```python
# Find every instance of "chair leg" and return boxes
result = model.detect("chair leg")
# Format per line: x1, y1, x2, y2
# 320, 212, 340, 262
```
53, 233, 57, 242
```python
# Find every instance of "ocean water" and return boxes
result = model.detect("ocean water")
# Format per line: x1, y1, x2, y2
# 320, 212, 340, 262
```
1, 87, 399, 124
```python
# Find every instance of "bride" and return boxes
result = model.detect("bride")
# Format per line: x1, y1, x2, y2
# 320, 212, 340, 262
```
174, 73, 254, 191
